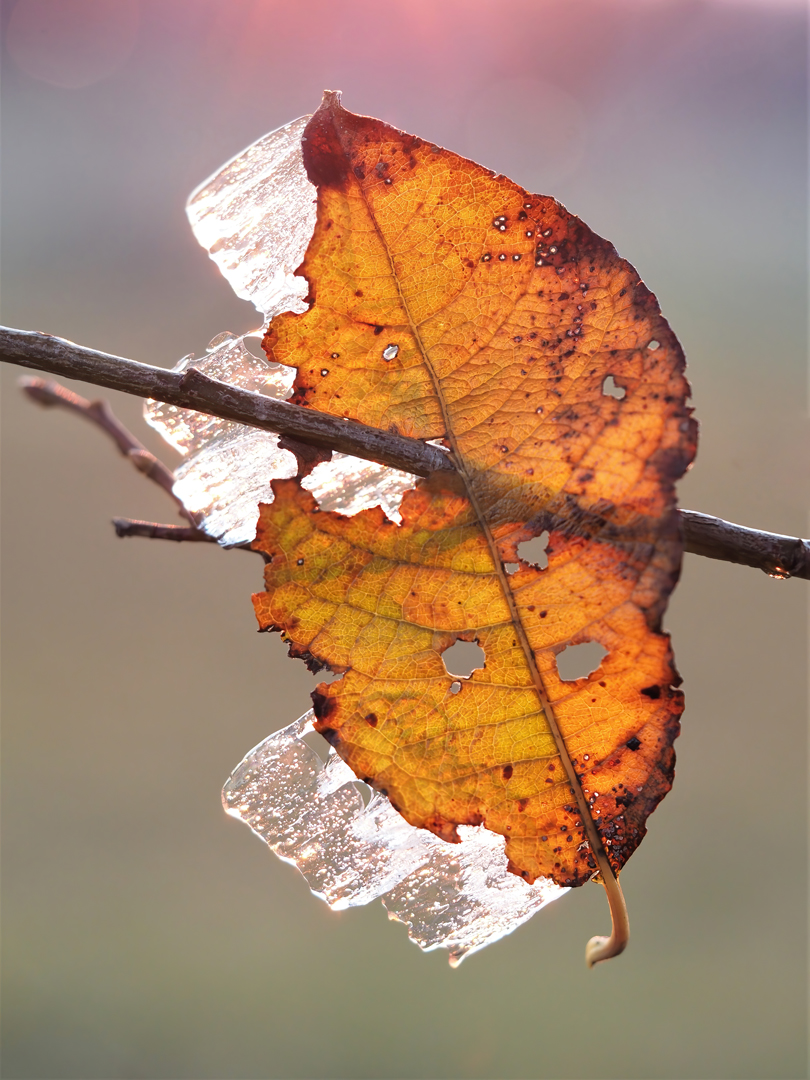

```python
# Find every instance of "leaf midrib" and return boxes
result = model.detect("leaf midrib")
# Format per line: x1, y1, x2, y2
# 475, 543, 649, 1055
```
333, 120, 615, 886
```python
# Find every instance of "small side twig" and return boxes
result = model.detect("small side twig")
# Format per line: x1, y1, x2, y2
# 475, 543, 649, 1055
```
21, 374, 217, 544
21, 375, 189, 516
112, 518, 221, 543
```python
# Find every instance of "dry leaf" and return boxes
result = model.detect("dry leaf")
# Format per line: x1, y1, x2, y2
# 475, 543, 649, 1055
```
151, 93, 696, 963
251, 93, 696, 961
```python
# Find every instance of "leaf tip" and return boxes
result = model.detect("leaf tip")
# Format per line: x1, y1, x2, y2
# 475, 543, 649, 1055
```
319, 89, 343, 111
304, 91, 353, 190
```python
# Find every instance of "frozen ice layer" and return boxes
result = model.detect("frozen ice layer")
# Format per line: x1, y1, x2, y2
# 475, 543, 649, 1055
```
302, 453, 411, 524
144, 335, 298, 546
145, 334, 413, 545
223, 712, 568, 966
148, 112, 415, 544
144, 333, 295, 455
186, 115, 316, 321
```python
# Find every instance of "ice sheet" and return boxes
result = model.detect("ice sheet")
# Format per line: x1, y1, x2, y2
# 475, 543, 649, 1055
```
148, 112, 413, 544
223, 712, 568, 966
186, 115, 316, 321
145, 332, 413, 545
144, 334, 298, 546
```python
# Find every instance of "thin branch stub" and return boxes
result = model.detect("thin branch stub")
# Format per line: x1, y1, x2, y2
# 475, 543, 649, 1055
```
112, 518, 220, 543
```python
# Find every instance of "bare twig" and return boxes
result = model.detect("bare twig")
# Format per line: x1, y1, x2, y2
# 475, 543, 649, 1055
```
21, 375, 236, 548
680, 510, 810, 580
20, 375, 189, 513
112, 518, 221, 543
1, 326, 453, 478
4, 324, 809, 579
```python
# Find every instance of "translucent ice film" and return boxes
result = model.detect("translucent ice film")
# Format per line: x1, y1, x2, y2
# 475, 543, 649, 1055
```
144, 332, 412, 545
186, 115, 316, 321
144, 334, 299, 546
223, 713, 568, 966
146, 116, 414, 545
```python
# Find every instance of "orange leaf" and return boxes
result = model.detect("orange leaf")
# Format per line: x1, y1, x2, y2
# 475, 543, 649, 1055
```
253, 93, 697, 960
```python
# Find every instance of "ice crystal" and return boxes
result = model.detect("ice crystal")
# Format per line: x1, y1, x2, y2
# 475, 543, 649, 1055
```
224, 713, 568, 965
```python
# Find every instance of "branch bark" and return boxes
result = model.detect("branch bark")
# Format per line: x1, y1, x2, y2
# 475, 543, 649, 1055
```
3, 325, 808, 580
113, 518, 220, 543
679, 510, 810, 579
1, 326, 452, 477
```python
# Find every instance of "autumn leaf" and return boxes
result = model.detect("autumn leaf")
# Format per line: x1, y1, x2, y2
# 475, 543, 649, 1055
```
248, 92, 697, 963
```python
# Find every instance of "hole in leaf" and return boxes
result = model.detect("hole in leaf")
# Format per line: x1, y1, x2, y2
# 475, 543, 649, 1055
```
450, 680, 462, 694
602, 375, 626, 400
504, 562, 520, 574
648, 338, 660, 350
442, 640, 485, 678
556, 641, 608, 681
517, 531, 549, 569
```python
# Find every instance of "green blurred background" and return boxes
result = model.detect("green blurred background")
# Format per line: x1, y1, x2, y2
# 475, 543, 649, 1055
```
2, 1, 807, 1077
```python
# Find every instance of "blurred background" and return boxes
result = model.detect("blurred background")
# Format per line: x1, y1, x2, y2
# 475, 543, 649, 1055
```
2, 1, 807, 1077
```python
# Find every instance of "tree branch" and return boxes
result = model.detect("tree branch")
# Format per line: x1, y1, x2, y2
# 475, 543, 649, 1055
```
680, 510, 810, 580
4, 325, 808, 579
1, 326, 452, 478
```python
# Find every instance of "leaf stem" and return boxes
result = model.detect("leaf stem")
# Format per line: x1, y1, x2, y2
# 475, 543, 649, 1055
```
585, 872, 630, 967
